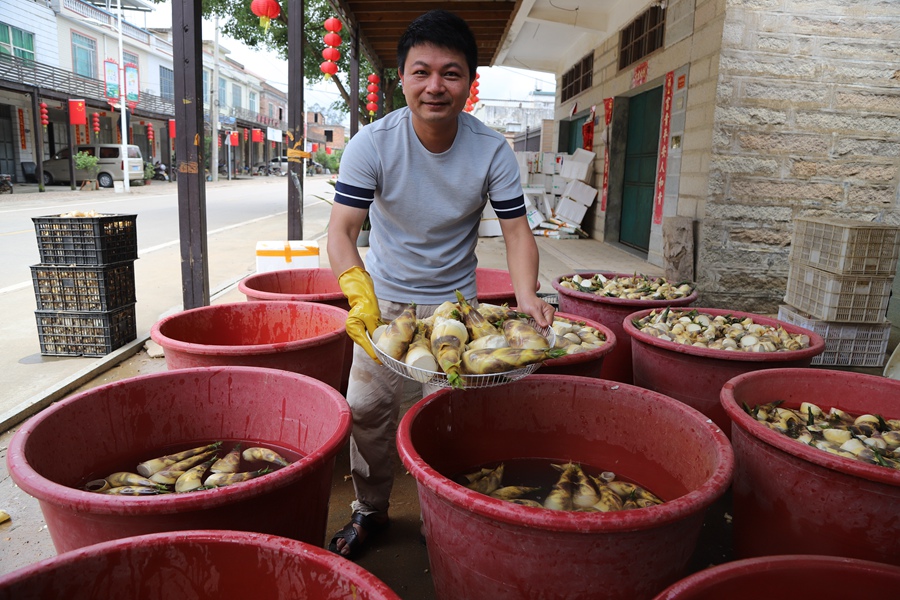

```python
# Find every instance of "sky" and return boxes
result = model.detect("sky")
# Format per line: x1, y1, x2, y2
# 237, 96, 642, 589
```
136, 1, 556, 116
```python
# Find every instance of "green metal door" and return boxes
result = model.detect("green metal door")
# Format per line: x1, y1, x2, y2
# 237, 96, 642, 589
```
565, 115, 588, 153
620, 87, 662, 251
0, 104, 14, 178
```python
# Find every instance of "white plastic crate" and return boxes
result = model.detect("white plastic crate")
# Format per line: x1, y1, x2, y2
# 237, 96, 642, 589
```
790, 216, 900, 275
778, 304, 890, 367
783, 261, 893, 323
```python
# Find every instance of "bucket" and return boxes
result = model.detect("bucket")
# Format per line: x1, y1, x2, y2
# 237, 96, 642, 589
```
238, 268, 352, 394
625, 307, 824, 435
0, 530, 401, 599
476, 268, 539, 306
150, 301, 348, 391
551, 273, 698, 383
720, 368, 900, 565
397, 375, 734, 600
6, 366, 351, 553
539, 311, 617, 378
653, 555, 900, 599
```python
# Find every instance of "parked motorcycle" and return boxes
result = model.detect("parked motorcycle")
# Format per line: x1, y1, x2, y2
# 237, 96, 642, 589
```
152, 161, 169, 181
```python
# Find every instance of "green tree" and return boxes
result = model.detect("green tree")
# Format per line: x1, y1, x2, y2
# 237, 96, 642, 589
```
151, 0, 405, 128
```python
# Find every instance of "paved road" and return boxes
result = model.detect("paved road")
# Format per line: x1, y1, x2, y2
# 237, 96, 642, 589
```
0, 175, 336, 428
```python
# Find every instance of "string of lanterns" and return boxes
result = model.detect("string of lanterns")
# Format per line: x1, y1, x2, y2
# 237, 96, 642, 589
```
320, 17, 342, 79
39, 102, 49, 130
146, 122, 154, 144
464, 72, 480, 113
366, 73, 380, 121
92, 112, 101, 136
250, 0, 281, 34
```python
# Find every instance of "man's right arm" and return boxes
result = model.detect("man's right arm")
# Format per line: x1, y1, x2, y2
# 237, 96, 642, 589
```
326, 202, 369, 279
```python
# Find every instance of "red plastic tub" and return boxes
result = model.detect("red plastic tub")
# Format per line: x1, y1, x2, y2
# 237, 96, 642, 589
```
653, 555, 900, 599
238, 268, 352, 394
6, 366, 351, 553
551, 273, 698, 384
0, 530, 401, 599
239, 268, 349, 308
624, 307, 824, 435
476, 267, 540, 306
720, 368, 900, 565
151, 301, 348, 391
539, 311, 616, 378
397, 375, 734, 600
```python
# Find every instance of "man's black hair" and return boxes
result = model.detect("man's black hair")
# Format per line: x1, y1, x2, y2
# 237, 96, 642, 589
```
397, 10, 478, 80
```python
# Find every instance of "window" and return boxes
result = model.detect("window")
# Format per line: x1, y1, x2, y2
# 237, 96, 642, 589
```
218, 77, 226, 107
99, 147, 119, 159
0, 22, 35, 60
160, 66, 174, 101
561, 53, 593, 103
325, 130, 333, 143
72, 32, 97, 78
268, 103, 273, 118
202, 70, 209, 102
619, 5, 666, 70
231, 82, 242, 109
249, 91, 257, 113
123, 51, 139, 67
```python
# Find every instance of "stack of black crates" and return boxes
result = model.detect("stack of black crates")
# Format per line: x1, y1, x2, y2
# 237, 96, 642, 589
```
30, 213, 138, 356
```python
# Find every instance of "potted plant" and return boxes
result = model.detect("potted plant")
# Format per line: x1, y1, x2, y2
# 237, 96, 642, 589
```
74, 151, 99, 190
140, 161, 154, 185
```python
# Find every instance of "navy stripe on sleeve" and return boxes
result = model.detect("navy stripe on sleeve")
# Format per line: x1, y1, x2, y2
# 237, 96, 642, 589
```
490, 194, 526, 219
334, 181, 375, 209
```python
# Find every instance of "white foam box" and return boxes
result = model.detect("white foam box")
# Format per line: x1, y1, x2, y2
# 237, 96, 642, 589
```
561, 179, 598, 206
542, 152, 556, 175
551, 174, 567, 195
560, 148, 596, 183
256, 240, 319, 273
479, 219, 503, 237
526, 208, 546, 230
528, 173, 546, 189
554, 197, 589, 226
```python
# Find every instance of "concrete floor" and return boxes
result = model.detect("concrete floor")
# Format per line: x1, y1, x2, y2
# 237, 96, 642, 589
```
0, 233, 894, 597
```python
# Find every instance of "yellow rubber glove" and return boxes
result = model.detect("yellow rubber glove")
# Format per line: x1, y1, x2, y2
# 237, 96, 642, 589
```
339, 266, 382, 363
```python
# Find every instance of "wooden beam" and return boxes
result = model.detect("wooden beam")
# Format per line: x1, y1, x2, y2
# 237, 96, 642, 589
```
286, 0, 305, 240
172, 0, 210, 309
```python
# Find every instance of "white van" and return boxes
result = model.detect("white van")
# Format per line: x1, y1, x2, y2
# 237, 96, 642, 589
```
43, 144, 144, 188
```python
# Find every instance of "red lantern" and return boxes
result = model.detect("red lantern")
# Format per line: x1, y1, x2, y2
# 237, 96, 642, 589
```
367, 73, 380, 84
470, 95, 479, 104
366, 102, 378, 114
324, 17, 342, 33
366, 83, 379, 93
39, 102, 49, 129
250, 0, 280, 33
324, 32, 341, 47
322, 47, 340, 62
366, 92, 378, 102
321, 16, 343, 79
320, 61, 338, 77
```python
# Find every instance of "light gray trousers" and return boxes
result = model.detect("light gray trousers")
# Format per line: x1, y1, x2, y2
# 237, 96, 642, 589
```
346, 299, 446, 517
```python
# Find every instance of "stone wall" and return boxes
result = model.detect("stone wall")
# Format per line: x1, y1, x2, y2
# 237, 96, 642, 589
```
698, 0, 900, 313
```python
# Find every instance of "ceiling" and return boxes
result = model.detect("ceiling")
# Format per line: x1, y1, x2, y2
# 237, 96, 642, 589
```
329, 0, 654, 75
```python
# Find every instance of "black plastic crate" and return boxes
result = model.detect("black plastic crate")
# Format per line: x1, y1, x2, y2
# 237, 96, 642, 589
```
33, 214, 138, 265
35, 304, 136, 357
31, 261, 136, 311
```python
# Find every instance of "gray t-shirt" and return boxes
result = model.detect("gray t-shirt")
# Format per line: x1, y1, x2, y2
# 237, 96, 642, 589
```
334, 108, 525, 304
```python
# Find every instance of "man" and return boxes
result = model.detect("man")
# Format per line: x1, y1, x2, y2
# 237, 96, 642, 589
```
326, 9, 554, 559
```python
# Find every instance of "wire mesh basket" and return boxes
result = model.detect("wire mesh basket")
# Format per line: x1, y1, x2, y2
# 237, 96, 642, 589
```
368, 320, 555, 389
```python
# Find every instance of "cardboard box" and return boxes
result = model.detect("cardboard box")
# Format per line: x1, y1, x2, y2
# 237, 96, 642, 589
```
551, 174, 567, 195
560, 148, 596, 183
256, 240, 319, 273
479, 219, 503, 237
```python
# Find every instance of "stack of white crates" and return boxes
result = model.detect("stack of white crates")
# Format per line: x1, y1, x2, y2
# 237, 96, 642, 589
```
779, 216, 900, 367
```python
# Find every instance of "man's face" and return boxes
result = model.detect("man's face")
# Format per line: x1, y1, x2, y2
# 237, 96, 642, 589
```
400, 43, 471, 128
